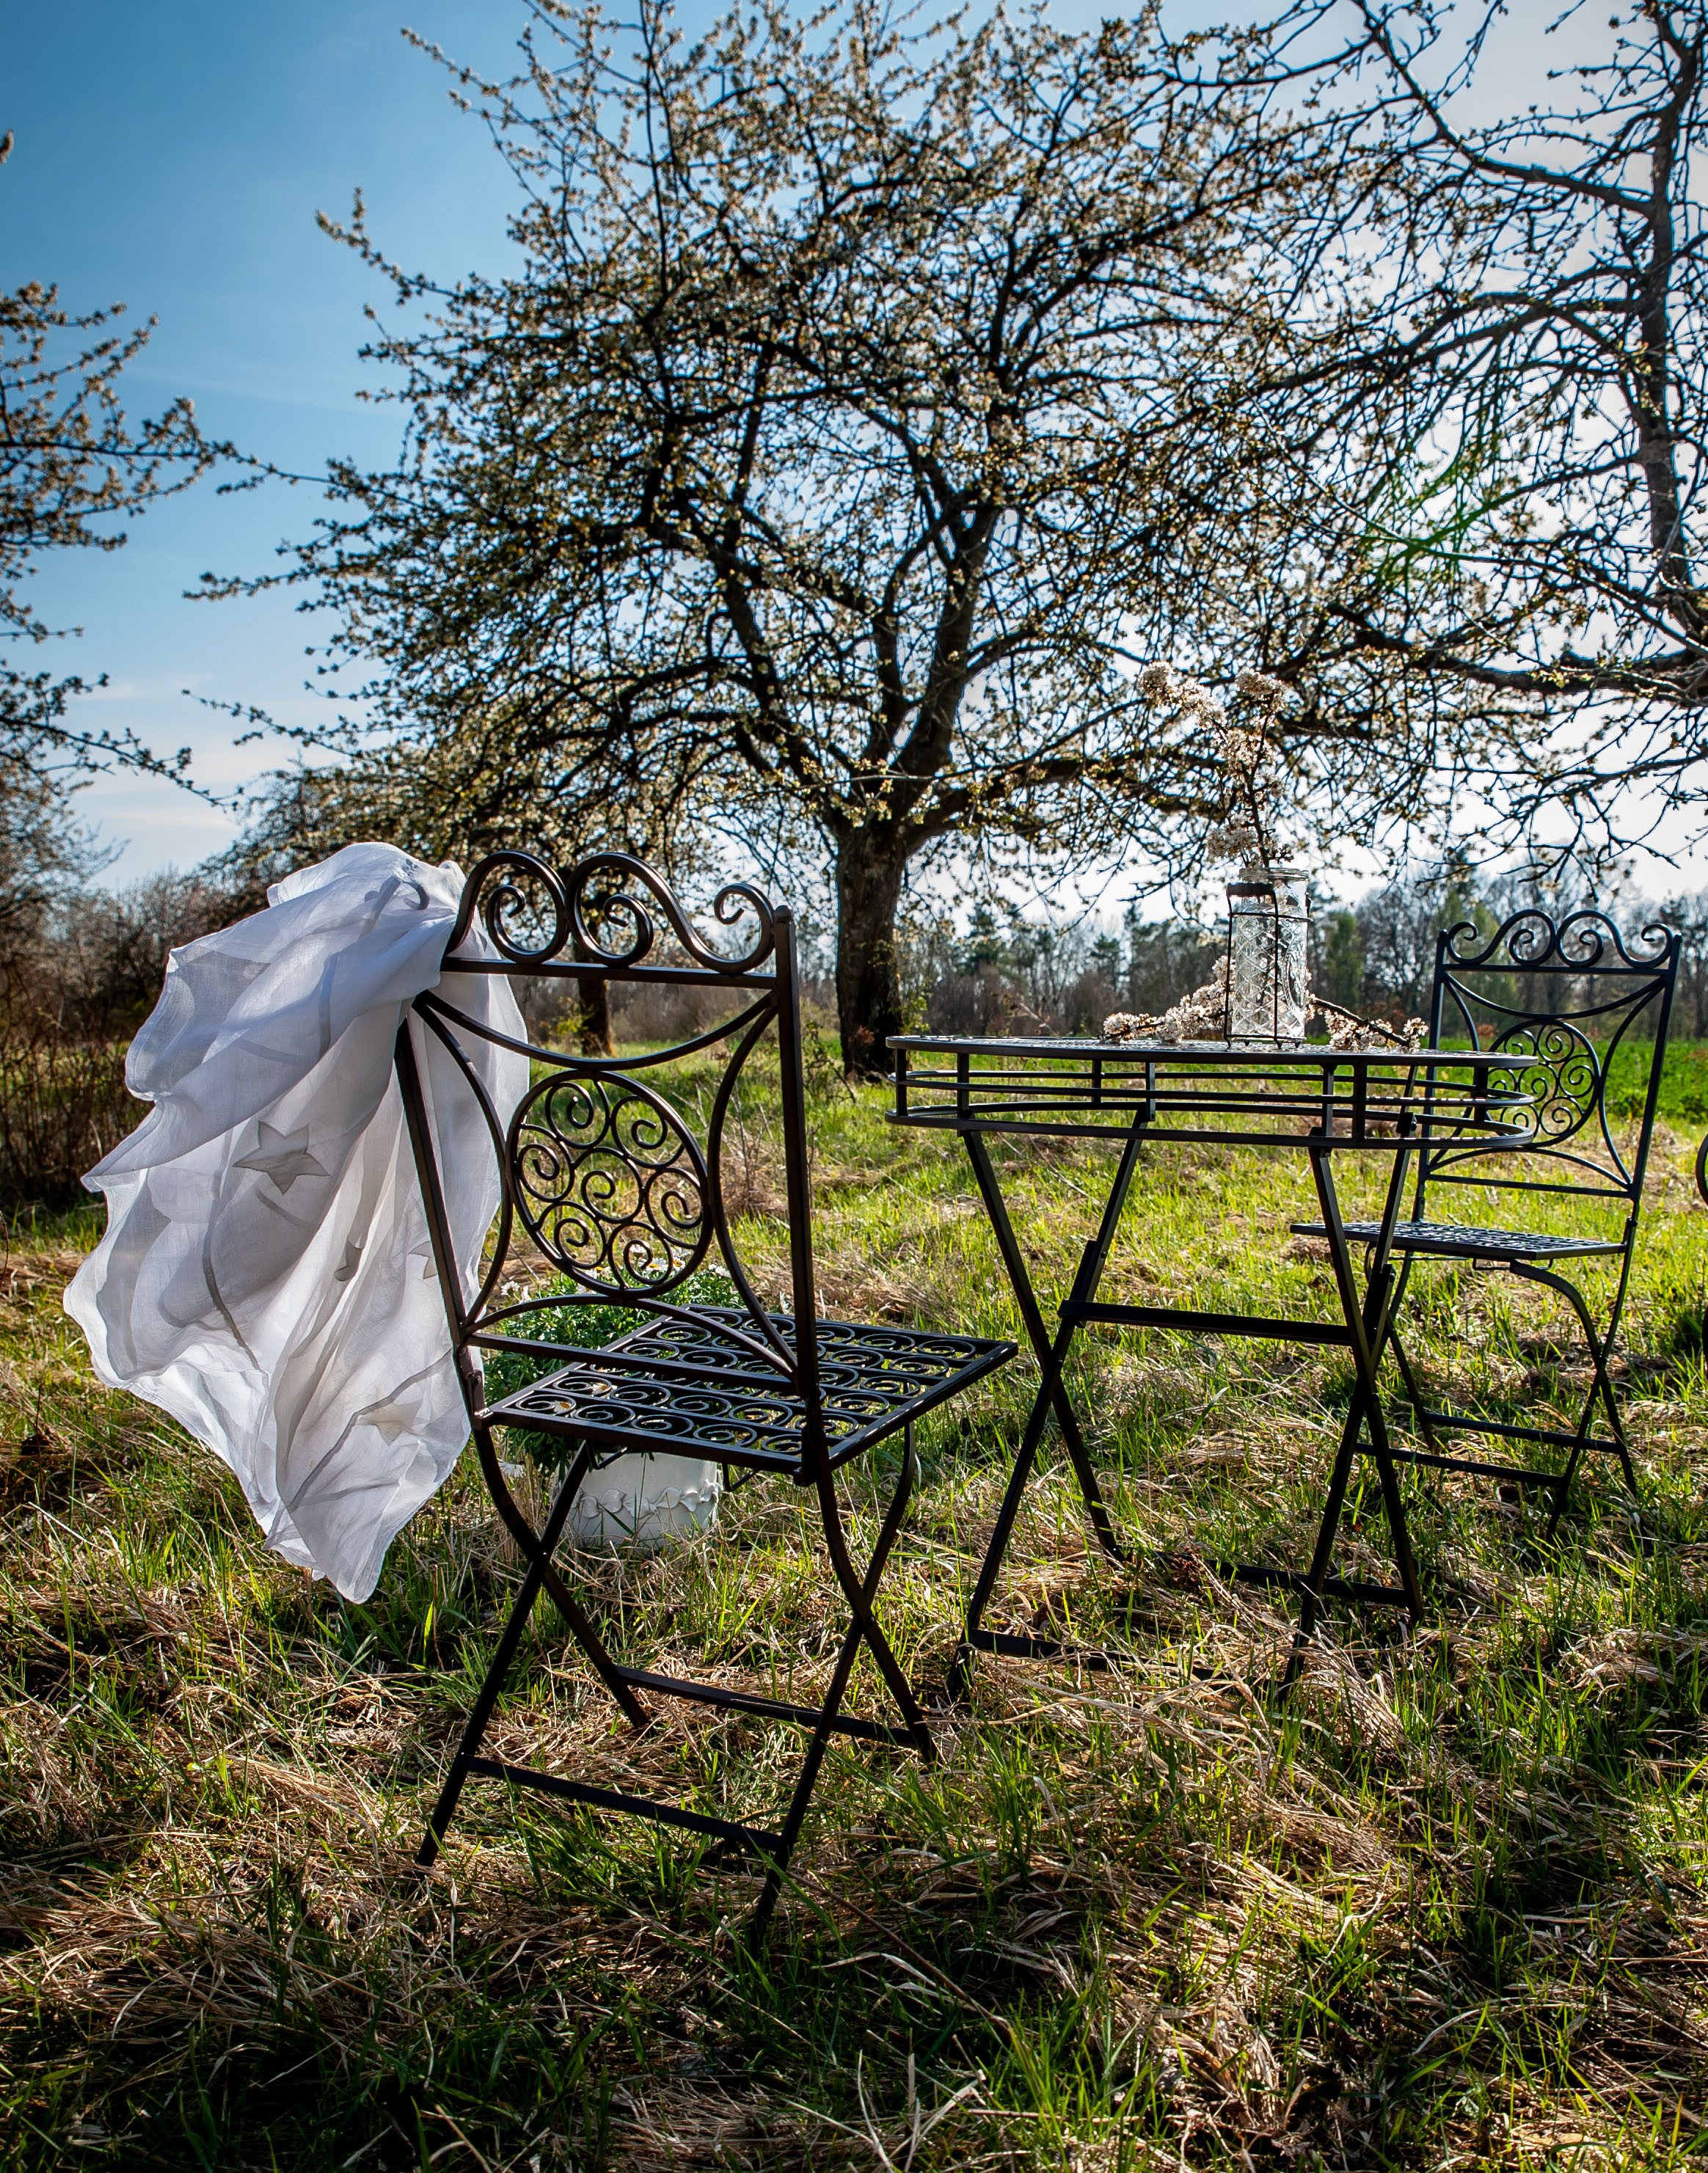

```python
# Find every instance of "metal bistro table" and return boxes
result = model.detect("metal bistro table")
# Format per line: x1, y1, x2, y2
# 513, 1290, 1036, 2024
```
888, 1035, 1531, 1687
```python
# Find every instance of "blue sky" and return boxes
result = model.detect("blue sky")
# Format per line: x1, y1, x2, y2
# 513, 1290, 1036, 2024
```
7, 1, 539, 877
8, 0, 1671, 894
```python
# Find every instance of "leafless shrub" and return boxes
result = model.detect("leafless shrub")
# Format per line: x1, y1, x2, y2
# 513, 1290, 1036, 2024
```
0, 866, 255, 1207
0, 1011, 133, 1209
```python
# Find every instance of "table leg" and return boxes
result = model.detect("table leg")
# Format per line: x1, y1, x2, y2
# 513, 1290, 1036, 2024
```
1332, 1146, 1425, 1623
946, 1323, 1074, 1698
1283, 1147, 1424, 1687
946, 1122, 1147, 1697
955, 1114, 1430, 1695
963, 1128, 1127, 1566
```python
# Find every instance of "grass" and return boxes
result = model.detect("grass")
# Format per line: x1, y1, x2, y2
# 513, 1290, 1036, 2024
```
4, 1048, 1708, 2168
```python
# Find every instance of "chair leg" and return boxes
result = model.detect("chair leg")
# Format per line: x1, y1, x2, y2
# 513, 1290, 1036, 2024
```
420, 1442, 594, 1868
751, 1427, 926, 1937
1541, 1373, 1606, 1539
1509, 1260, 1641, 1534
472, 1425, 649, 1727
1356, 1245, 1448, 1462
818, 1423, 932, 1755
431, 1417, 933, 1918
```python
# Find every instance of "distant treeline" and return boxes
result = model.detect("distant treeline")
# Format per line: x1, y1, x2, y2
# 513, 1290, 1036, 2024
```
4, 852, 1707, 1213
912, 863, 1708, 1041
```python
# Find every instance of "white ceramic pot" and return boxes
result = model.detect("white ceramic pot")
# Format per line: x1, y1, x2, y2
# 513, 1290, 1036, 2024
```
569, 1450, 722, 1551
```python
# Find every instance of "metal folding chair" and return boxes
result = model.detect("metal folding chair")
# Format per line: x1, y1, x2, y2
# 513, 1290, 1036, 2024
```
397, 850, 1012, 1930
1294, 908, 1681, 1532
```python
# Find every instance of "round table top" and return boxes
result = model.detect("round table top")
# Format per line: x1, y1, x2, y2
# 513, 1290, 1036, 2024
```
887, 1034, 1536, 1146
888, 1034, 1526, 1066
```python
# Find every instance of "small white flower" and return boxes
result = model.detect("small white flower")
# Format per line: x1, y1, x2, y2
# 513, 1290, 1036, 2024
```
1234, 668, 1288, 710
1138, 662, 1179, 703
1176, 676, 1227, 728
1214, 723, 1267, 773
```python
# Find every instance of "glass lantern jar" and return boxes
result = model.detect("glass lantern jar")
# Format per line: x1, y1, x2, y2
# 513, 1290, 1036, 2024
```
1225, 866, 1309, 1043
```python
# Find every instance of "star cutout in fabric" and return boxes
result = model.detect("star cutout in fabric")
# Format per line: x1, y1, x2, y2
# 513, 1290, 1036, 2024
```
236, 1122, 329, 1196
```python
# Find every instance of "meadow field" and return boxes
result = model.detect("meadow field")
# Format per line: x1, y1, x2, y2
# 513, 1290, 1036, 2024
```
4, 1056, 1708, 2169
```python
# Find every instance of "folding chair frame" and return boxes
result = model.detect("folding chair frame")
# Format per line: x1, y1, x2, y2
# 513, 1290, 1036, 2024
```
1362, 909, 1681, 1532
397, 851, 1009, 1932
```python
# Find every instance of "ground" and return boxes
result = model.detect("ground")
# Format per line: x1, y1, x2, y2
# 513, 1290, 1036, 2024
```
3, 1069, 1708, 2169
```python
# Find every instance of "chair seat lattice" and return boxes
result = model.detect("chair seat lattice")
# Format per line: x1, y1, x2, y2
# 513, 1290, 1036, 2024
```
1292, 1217, 1624, 1263
483, 1305, 1012, 1473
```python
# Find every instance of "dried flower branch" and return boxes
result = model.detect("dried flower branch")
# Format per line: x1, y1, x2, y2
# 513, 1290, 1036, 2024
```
1315, 998, 1427, 1052
1102, 981, 1426, 1051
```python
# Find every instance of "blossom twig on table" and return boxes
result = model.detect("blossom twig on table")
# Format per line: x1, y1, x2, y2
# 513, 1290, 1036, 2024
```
1315, 998, 1428, 1051
1101, 959, 1228, 1043
1101, 979, 1426, 1052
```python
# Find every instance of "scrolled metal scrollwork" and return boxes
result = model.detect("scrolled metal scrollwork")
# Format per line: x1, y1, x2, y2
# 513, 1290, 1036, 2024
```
1443, 907, 1676, 974
510, 1070, 713, 1294
1485, 1019, 1599, 1146
446, 850, 572, 963
444, 849, 779, 975
567, 852, 777, 973
1555, 908, 1674, 968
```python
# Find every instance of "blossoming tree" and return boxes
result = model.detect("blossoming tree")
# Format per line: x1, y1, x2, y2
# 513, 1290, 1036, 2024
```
247, 0, 1344, 1068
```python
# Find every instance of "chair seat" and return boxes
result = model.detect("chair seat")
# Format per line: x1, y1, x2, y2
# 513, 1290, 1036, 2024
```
1291, 1218, 1624, 1263
481, 1304, 1015, 1477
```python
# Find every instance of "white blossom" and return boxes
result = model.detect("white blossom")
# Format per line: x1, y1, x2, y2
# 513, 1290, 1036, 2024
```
1138, 662, 1179, 703
1233, 668, 1288, 710
1102, 958, 1230, 1044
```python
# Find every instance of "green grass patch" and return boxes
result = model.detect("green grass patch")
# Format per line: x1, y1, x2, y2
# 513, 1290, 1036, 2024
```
3, 1070, 1708, 2166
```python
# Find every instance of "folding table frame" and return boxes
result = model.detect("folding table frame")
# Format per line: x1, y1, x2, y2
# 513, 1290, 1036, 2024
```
888, 1038, 1528, 1689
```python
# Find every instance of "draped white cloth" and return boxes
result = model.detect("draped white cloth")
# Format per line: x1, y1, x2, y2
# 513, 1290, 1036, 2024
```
66, 843, 528, 1601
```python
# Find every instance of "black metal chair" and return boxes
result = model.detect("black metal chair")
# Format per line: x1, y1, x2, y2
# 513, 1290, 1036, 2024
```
1295, 908, 1681, 1531
398, 850, 1013, 1929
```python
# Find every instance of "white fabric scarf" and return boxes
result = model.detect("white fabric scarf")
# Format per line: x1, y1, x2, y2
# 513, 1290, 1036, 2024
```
66, 842, 528, 1601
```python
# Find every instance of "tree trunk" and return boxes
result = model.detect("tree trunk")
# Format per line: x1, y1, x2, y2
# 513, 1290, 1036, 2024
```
577, 974, 613, 1056
571, 928, 613, 1055
834, 837, 908, 1078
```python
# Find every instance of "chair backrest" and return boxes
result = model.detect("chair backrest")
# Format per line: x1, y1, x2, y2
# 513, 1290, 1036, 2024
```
1417, 907, 1682, 1220
394, 850, 826, 1456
